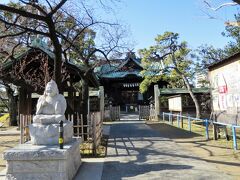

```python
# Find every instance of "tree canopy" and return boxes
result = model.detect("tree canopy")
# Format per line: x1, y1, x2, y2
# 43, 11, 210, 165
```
0, 0, 128, 88
139, 32, 200, 118
0, 0, 129, 126
139, 32, 193, 92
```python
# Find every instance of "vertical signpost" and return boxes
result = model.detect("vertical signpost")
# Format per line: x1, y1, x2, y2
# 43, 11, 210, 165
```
168, 95, 182, 126
154, 85, 160, 121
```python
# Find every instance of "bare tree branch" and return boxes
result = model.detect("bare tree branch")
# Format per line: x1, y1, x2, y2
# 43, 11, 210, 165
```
0, 17, 49, 37
0, 30, 27, 39
0, 4, 46, 21
233, 0, 240, 5
204, 0, 238, 11
48, 0, 67, 16
45, 0, 53, 11
19, 0, 48, 15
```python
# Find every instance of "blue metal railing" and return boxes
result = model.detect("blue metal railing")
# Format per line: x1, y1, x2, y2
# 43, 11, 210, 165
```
162, 112, 240, 150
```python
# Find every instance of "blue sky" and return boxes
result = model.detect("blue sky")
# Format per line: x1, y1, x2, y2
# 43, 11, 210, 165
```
1, 0, 239, 51
116, 0, 239, 50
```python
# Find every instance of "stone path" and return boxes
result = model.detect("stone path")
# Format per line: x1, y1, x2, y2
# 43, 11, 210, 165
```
102, 121, 234, 180
120, 112, 140, 121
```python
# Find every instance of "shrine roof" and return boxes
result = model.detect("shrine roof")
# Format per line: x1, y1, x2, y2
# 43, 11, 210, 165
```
208, 52, 240, 71
1, 39, 99, 91
100, 70, 141, 79
95, 52, 143, 79
160, 88, 210, 95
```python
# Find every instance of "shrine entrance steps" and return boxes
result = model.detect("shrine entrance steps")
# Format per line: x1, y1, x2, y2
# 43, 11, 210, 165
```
120, 112, 142, 121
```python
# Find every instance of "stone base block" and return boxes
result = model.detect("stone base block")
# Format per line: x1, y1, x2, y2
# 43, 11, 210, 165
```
29, 121, 73, 145
3, 139, 81, 180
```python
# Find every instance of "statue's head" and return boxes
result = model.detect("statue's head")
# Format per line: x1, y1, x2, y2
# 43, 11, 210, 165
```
44, 80, 59, 97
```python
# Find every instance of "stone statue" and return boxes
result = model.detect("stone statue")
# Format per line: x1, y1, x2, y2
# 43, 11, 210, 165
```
29, 80, 73, 145
33, 80, 67, 124
4, 79, 81, 180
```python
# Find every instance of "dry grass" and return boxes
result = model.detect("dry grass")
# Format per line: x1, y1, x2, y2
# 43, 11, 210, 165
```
169, 118, 240, 150
80, 137, 108, 158
0, 135, 19, 172
148, 122, 240, 177
0, 114, 10, 129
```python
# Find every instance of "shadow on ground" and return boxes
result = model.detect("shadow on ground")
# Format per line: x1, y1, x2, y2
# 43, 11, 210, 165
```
147, 123, 240, 168
102, 122, 240, 179
147, 123, 201, 139
102, 161, 192, 180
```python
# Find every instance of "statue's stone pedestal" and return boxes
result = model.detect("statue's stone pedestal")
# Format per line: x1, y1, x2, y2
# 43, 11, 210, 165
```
3, 139, 81, 180
29, 121, 73, 145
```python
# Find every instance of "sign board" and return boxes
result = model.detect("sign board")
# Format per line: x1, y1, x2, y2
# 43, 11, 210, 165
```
209, 60, 240, 111
168, 96, 182, 112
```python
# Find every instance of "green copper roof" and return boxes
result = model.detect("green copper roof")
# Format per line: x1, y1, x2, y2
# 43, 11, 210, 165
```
96, 54, 143, 79
31, 38, 55, 59
100, 71, 142, 78
160, 88, 210, 95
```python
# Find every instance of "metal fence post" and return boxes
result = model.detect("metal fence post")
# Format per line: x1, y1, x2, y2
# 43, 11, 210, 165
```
20, 114, 24, 144
93, 116, 97, 155
177, 114, 180, 128
232, 126, 238, 150
205, 119, 209, 140
163, 112, 165, 122
119, 106, 121, 120
188, 116, 191, 132
168, 113, 170, 124
180, 112, 183, 128
139, 105, 141, 121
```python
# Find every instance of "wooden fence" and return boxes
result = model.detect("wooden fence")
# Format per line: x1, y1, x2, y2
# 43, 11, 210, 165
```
90, 112, 102, 154
19, 114, 32, 144
139, 105, 150, 120
110, 106, 120, 121
20, 112, 103, 155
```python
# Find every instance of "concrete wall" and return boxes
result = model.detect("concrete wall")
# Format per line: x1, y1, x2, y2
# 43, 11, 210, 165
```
209, 57, 240, 125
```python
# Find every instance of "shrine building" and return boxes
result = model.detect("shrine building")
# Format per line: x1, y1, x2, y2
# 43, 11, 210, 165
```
95, 52, 167, 112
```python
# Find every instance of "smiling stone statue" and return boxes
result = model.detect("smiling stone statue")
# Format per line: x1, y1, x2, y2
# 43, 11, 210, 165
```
33, 80, 67, 124
29, 80, 73, 145
4, 79, 81, 180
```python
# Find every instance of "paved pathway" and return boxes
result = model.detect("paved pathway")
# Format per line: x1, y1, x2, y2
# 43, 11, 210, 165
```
120, 112, 140, 121
102, 121, 233, 180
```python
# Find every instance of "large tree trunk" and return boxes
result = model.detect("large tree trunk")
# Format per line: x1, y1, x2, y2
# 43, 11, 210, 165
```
6, 86, 17, 126
81, 78, 89, 140
181, 75, 200, 118
175, 68, 201, 118
46, 18, 62, 92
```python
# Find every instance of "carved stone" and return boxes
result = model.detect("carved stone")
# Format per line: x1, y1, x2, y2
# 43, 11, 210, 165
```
29, 80, 73, 145
29, 122, 73, 145
33, 79, 67, 124
4, 140, 82, 180
3, 80, 81, 180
